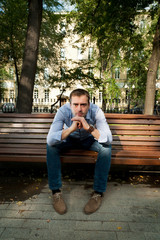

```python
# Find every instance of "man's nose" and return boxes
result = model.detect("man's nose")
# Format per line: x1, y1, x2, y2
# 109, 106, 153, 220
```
77, 105, 82, 111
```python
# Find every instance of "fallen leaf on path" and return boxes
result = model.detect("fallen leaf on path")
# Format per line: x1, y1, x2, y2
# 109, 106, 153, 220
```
117, 227, 122, 230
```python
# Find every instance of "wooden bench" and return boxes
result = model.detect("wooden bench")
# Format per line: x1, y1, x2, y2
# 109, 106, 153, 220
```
0, 113, 160, 165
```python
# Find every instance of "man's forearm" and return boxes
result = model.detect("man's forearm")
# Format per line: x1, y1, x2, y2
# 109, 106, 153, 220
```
61, 127, 73, 140
90, 128, 100, 140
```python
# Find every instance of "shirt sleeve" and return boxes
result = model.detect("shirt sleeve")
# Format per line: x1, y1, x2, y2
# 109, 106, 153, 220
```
47, 109, 65, 146
95, 108, 112, 144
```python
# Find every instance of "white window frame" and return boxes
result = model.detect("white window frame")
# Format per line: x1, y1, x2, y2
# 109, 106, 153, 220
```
44, 89, 49, 101
99, 92, 102, 102
77, 48, 82, 60
60, 48, 65, 60
9, 90, 14, 99
34, 89, 38, 99
44, 68, 49, 80
88, 47, 93, 60
115, 67, 120, 79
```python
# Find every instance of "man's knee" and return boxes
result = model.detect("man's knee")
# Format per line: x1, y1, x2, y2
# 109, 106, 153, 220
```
99, 144, 112, 155
47, 143, 61, 154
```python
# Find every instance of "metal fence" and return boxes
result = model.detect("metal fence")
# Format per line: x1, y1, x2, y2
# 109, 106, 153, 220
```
0, 98, 159, 115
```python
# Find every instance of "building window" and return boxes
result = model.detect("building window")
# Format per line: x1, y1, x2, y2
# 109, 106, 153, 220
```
88, 47, 93, 60
99, 92, 102, 102
77, 67, 82, 79
34, 107, 39, 112
34, 90, 38, 99
126, 90, 129, 100
9, 90, 14, 99
90, 92, 93, 102
88, 67, 94, 78
127, 68, 130, 79
60, 22, 66, 35
43, 107, 48, 112
44, 68, 49, 80
139, 20, 146, 31
60, 67, 65, 79
9, 68, 14, 80
77, 48, 82, 60
60, 48, 65, 60
115, 67, 120, 79
35, 73, 39, 80
44, 89, 49, 101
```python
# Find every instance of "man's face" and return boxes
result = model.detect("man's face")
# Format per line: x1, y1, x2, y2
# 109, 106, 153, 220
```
70, 95, 90, 117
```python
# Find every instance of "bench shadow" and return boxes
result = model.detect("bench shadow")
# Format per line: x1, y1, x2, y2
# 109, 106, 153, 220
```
0, 162, 48, 203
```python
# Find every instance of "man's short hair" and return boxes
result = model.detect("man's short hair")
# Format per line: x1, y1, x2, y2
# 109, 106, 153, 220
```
70, 89, 90, 103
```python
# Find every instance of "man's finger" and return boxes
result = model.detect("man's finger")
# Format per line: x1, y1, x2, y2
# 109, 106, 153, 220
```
77, 121, 82, 129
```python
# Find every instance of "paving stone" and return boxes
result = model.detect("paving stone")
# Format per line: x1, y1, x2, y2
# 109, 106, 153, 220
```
27, 204, 53, 211
21, 219, 49, 229
6, 204, 30, 212
1, 228, 31, 239
0, 204, 9, 209
129, 222, 160, 233
49, 219, 77, 230
144, 232, 160, 240
0, 219, 24, 228
75, 230, 117, 240
116, 232, 146, 240
0, 209, 19, 218
0, 238, 16, 240
0, 227, 5, 236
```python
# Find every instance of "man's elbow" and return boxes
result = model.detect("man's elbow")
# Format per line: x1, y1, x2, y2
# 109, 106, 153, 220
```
47, 135, 56, 146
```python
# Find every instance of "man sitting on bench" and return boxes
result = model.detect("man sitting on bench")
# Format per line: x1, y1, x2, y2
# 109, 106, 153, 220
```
47, 88, 112, 214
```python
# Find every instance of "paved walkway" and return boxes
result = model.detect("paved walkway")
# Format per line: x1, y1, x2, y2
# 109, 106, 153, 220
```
0, 180, 160, 240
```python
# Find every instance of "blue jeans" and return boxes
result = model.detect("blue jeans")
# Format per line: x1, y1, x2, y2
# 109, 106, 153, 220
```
47, 136, 112, 193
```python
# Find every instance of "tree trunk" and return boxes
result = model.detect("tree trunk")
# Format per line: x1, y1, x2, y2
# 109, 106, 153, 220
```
144, 16, 160, 115
16, 0, 42, 113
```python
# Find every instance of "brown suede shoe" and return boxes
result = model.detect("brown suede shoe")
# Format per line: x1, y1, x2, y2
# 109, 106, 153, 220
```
84, 192, 103, 214
53, 192, 67, 215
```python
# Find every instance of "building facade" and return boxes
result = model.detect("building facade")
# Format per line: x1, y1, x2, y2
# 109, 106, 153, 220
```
0, 14, 160, 114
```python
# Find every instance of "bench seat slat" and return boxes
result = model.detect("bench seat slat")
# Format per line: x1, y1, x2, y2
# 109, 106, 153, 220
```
0, 144, 159, 153
0, 155, 160, 165
111, 130, 160, 135
0, 144, 46, 149
0, 134, 47, 139
0, 139, 46, 144
0, 128, 49, 133
110, 125, 160, 131
111, 158, 160, 165
113, 136, 160, 141
0, 118, 53, 123
112, 141, 160, 146
0, 148, 159, 160
1, 139, 160, 145
0, 148, 97, 156
107, 119, 160, 125
112, 145, 160, 151
0, 123, 51, 129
